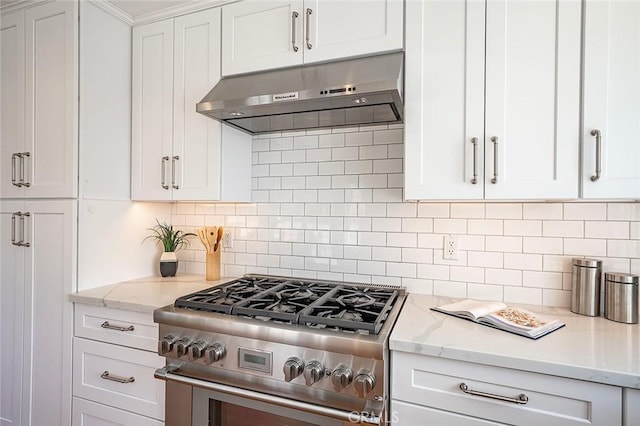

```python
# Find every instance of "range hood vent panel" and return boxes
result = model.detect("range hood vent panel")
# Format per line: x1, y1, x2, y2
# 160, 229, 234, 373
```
197, 52, 404, 134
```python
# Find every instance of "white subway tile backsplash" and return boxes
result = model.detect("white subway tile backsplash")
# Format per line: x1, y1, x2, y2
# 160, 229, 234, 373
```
523, 203, 563, 220
564, 203, 607, 220
585, 221, 630, 239
504, 220, 542, 237
359, 145, 387, 159
433, 219, 467, 234
330, 231, 358, 245
523, 271, 563, 289
543, 221, 584, 238
485, 203, 522, 219
174, 126, 638, 308
608, 203, 640, 221
564, 238, 606, 257
468, 219, 503, 235
451, 203, 484, 219
345, 131, 373, 146
332, 147, 359, 161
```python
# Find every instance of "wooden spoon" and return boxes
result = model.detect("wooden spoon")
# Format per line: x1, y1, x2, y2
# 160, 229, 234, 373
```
214, 226, 224, 252
196, 227, 210, 253
206, 226, 218, 254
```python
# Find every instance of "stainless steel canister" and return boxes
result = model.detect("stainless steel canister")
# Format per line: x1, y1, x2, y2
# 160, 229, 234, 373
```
570, 258, 602, 316
604, 273, 639, 324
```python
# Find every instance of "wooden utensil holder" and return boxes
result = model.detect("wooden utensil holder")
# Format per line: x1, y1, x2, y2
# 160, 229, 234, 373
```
206, 249, 221, 281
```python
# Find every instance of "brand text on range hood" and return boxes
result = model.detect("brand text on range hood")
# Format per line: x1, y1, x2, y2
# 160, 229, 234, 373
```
196, 52, 403, 135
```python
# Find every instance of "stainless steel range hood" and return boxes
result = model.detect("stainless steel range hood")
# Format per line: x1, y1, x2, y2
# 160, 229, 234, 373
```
196, 52, 403, 135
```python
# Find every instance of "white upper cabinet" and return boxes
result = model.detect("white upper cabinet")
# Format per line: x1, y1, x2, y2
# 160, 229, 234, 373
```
405, 0, 581, 201
222, 0, 303, 75
582, 0, 640, 199
132, 19, 174, 201
132, 8, 251, 202
221, 0, 403, 76
1, 1, 77, 199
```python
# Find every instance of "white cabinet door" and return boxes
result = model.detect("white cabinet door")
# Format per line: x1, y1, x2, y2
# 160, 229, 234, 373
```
582, 0, 640, 199
21, 200, 76, 426
303, 0, 403, 65
405, 0, 582, 201
221, 0, 303, 76
624, 388, 640, 426
132, 20, 174, 201
0, 201, 25, 426
404, 0, 485, 200
392, 400, 503, 426
173, 8, 223, 201
0, 12, 25, 199
24, 1, 78, 198
484, 0, 581, 199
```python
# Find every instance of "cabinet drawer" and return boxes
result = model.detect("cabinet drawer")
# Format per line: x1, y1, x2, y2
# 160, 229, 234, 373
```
73, 338, 165, 420
392, 352, 621, 425
75, 304, 158, 352
72, 397, 163, 426
391, 400, 505, 425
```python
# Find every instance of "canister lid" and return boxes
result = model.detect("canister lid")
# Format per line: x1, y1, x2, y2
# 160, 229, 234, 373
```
572, 258, 602, 268
604, 272, 639, 285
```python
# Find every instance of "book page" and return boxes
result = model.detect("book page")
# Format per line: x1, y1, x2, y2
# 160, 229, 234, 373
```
483, 308, 550, 331
435, 299, 507, 320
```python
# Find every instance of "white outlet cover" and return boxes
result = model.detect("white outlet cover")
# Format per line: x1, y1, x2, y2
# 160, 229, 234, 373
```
443, 234, 458, 260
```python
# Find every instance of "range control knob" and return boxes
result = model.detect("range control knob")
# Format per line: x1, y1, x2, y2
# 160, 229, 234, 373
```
204, 343, 226, 364
331, 365, 353, 391
188, 340, 208, 361
158, 334, 177, 355
303, 360, 324, 386
353, 370, 376, 398
283, 357, 305, 382
173, 337, 192, 358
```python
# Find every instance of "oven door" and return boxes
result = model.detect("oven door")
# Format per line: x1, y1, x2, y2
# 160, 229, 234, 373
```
156, 367, 382, 426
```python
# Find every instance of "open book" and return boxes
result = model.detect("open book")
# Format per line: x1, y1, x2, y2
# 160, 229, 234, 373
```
431, 299, 565, 339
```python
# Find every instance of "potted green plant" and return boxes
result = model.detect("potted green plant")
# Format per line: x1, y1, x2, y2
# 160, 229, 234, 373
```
144, 220, 196, 277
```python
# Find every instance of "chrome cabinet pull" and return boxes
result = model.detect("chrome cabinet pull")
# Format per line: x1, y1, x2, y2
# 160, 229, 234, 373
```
460, 383, 528, 405
11, 213, 18, 245
471, 137, 478, 184
305, 8, 312, 49
171, 155, 179, 190
19, 152, 30, 187
490, 136, 498, 184
161, 156, 170, 189
101, 370, 135, 384
590, 129, 601, 182
101, 321, 135, 332
292, 11, 299, 52
11, 154, 21, 187
17, 212, 30, 247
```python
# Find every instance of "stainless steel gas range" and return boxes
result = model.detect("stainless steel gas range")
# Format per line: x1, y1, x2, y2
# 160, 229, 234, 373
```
153, 274, 407, 426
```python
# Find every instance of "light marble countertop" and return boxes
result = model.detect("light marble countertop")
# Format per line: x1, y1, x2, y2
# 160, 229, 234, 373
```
69, 275, 235, 313
390, 294, 640, 389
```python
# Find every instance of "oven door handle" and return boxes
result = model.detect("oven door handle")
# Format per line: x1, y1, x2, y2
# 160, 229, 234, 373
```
155, 366, 382, 425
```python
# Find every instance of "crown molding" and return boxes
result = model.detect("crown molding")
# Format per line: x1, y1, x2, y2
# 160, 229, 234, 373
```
87, 0, 133, 26
1, 0, 51, 14
132, 0, 237, 26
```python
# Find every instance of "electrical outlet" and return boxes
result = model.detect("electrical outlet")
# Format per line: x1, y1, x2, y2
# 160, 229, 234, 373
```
222, 231, 233, 249
443, 234, 458, 260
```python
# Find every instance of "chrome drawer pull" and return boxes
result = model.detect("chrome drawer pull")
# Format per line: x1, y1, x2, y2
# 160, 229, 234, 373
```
101, 370, 135, 384
305, 8, 313, 49
101, 321, 135, 332
11, 213, 18, 245
11, 153, 21, 187
471, 137, 478, 184
459, 383, 528, 405
161, 156, 170, 189
490, 136, 498, 184
291, 11, 299, 52
590, 129, 601, 182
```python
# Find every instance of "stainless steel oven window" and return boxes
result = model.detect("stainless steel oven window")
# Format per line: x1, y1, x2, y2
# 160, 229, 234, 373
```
193, 387, 346, 426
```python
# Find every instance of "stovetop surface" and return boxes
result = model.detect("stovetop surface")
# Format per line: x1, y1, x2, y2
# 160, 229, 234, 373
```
174, 274, 403, 335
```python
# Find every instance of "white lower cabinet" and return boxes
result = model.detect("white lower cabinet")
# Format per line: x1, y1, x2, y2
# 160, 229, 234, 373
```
391, 352, 622, 425
624, 388, 640, 426
72, 304, 165, 425
72, 398, 163, 426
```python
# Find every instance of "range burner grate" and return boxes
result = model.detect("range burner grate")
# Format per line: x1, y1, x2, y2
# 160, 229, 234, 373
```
174, 275, 401, 335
